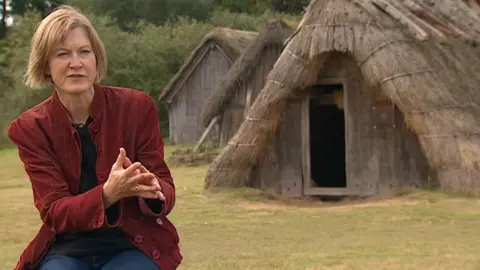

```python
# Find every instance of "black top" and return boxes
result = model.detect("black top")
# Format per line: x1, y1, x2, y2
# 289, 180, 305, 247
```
45, 117, 135, 258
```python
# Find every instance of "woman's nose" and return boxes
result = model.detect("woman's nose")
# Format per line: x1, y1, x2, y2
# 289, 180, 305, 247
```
69, 55, 83, 68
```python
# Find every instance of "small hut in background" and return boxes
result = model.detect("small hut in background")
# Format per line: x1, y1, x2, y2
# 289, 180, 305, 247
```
199, 20, 293, 147
204, 0, 480, 197
158, 27, 257, 144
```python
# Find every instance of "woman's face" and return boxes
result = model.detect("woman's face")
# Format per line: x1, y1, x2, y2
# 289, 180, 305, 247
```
47, 27, 97, 95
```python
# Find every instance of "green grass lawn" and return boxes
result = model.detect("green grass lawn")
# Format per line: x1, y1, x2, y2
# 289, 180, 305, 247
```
1, 145, 480, 269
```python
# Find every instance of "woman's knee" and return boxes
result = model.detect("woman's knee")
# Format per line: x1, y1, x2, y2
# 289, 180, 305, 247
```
38, 255, 89, 270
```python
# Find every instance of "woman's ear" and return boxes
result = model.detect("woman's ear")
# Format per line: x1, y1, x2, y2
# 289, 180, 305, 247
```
44, 68, 52, 83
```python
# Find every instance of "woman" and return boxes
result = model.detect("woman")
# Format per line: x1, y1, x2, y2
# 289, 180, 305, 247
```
7, 5, 182, 270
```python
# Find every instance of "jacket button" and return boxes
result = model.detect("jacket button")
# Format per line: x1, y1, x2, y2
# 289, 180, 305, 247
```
134, 234, 144, 243
91, 123, 100, 132
152, 249, 160, 259
97, 172, 105, 181
156, 218, 163, 225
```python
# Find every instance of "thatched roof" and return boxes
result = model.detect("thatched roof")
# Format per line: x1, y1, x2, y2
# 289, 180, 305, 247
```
204, 0, 480, 195
199, 20, 294, 127
158, 27, 258, 102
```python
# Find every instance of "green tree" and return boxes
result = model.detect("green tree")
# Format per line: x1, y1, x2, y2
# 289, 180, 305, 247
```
0, 11, 51, 145
0, 0, 6, 38
210, 0, 309, 14
210, 0, 270, 14
10, 0, 64, 17
270, 0, 309, 13
89, 0, 214, 31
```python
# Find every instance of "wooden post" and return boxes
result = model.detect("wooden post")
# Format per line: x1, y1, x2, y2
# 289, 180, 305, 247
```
193, 116, 219, 153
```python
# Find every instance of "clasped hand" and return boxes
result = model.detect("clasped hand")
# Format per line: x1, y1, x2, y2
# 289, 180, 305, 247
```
103, 148, 165, 206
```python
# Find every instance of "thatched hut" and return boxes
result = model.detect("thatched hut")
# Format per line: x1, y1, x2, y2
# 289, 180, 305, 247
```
204, 0, 480, 197
199, 20, 294, 146
158, 27, 257, 144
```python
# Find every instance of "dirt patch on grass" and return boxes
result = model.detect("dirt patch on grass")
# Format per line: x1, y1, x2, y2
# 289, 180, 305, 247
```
322, 199, 422, 212
233, 196, 426, 212
213, 187, 464, 213
167, 149, 218, 167
235, 200, 288, 210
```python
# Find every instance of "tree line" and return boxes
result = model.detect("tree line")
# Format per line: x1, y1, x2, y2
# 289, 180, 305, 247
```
0, 0, 305, 146
1, 0, 308, 37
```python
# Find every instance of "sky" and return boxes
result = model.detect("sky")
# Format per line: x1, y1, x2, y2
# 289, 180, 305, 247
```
2, 0, 14, 26
6, 16, 13, 26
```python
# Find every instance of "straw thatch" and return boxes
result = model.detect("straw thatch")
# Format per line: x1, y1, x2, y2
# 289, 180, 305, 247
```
199, 20, 294, 127
204, 0, 480, 195
158, 27, 258, 101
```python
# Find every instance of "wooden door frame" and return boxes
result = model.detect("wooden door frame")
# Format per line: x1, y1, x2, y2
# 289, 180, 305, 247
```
302, 77, 357, 196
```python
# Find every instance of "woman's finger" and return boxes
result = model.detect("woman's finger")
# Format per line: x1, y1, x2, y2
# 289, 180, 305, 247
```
131, 172, 157, 186
156, 191, 166, 201
132, 184, 158, 193
139, 165, 149, 173
147, 174, 162, 188
124, 162, 142, 176
112, 148, 126, 170
123, 156, 133, 168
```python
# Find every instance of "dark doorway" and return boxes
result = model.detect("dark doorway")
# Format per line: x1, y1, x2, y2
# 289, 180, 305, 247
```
309, 84, 346, 188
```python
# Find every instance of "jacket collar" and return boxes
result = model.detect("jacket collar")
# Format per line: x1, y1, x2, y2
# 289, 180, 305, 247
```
51, 84, 104, 128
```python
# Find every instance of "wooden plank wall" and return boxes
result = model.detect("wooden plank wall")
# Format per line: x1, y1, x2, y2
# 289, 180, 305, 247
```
340, 58, 378, 195
250, 53, 432, 197
219, 80, 248, 146
219, 44, 284, 146
324, 55, 430, 196
169, 42, 231, 144
248, 99, 303, 194
248, 44, 303, 195
276, 100, 304, 196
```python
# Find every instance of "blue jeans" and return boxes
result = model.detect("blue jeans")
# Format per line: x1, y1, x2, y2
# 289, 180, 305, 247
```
38, 250, 160, 270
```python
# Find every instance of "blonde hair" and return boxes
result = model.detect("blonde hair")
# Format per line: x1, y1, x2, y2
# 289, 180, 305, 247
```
25, 5, 107, 89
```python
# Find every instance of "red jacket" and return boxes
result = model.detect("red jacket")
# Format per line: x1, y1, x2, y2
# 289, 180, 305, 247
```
7, 85, 182, 270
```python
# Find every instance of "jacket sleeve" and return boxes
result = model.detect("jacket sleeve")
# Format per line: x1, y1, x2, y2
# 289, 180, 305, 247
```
135, 94, 176, 217
7, 118, 121, 233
